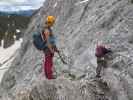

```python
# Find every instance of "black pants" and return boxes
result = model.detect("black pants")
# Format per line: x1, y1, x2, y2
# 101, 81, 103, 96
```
96, 57, 107, 76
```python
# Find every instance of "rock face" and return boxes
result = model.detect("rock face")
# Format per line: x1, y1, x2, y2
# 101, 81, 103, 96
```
0, 0, 133, 100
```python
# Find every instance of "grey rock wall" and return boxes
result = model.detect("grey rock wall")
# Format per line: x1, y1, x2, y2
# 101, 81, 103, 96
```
0, 0, 133, 100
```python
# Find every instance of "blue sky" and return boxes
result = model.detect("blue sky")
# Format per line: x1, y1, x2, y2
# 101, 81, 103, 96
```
0, 0, 45, 11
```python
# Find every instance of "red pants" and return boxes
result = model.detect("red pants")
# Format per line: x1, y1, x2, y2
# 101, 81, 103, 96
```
43, 50, 54, 79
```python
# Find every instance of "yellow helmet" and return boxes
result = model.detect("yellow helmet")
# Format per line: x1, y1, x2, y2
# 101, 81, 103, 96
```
46, 16, 55, 25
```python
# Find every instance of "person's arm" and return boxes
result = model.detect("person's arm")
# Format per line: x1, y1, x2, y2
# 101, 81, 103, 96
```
104, 48, 112, 54
44, 29, 54, 53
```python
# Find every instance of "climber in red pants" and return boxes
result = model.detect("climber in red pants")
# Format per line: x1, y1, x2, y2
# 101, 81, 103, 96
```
42, 16, 58, 79
33, 16, 66, 79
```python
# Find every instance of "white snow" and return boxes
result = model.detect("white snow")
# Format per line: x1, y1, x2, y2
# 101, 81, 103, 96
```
75, 0, 89, 5
0, 39, 23, 82
16, 29, 21, 33
0, 39, 23, 63
0, 57, 15, 82
13, 35, 16, 40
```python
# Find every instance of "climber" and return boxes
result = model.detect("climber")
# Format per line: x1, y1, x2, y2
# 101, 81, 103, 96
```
95, 44, 112, 78
42, 16, 59, 79
32, 15, 67, 79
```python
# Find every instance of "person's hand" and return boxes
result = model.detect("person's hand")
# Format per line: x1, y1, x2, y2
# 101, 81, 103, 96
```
53, 46, 59, 53
50, 49, 55, 54
55, 49, 59, 53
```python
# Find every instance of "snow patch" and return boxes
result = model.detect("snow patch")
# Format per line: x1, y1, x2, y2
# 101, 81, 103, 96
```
0, 39, 23, 83
0, 40, 22, 63
1, 40, 4, 47
13, 35, 16, 39
16, 29, 20, 33
0, 56, 15, 82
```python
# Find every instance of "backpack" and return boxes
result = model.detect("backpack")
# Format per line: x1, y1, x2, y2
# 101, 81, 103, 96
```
95, 45, 112, 57
32, 28, 56, 50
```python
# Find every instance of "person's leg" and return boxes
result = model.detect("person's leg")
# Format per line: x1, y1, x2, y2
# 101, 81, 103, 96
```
96, 58, 102, 78
44, 50, 54, 79
102, 58, 107, 68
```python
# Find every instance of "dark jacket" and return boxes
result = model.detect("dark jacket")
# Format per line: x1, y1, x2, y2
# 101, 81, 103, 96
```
95, 45, 112, 58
